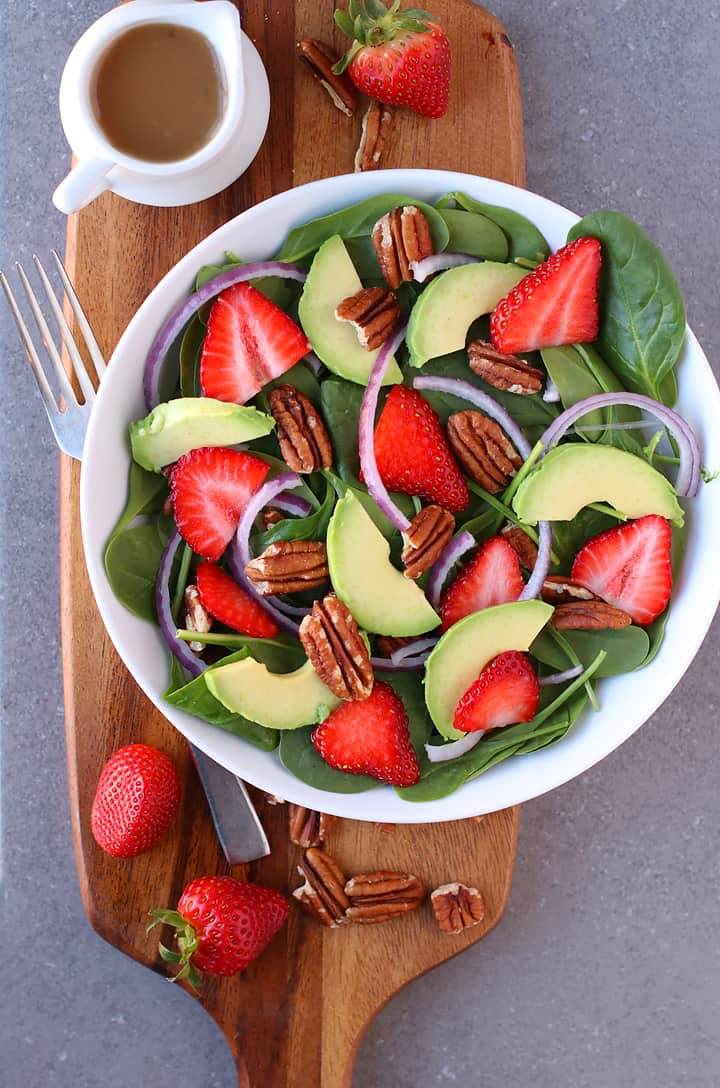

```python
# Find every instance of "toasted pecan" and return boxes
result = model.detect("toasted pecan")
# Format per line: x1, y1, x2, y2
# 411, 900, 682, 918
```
268, 385, 333, 473
431, 882, 485, 934
447, 411, 522, 494
468, 339, 544, 395
401, 505, 455, 579
299, 595, 374, 700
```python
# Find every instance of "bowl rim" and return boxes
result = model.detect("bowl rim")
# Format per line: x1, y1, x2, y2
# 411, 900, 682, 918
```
80, 167, 720, 821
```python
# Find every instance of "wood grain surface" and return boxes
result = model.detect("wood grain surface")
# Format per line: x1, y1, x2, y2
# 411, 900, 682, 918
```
60, 2, 526, 1084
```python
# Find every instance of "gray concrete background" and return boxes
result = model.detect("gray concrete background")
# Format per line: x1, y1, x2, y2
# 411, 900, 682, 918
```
1, 2, 719, 1085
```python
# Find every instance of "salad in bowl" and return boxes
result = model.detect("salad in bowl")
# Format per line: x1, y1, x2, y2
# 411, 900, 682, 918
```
81, 170, 720, 820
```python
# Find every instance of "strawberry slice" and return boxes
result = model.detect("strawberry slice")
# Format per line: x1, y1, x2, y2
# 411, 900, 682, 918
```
200, 282, 310, 405
370, 386, 468, 512
570, 514, 672, 625
196, 562, 278, 639
311, 681, 420, 788
490, 236, 602, 354
170, 447, 269, 561
440, 535, 524, 631
454, 651, 540, 733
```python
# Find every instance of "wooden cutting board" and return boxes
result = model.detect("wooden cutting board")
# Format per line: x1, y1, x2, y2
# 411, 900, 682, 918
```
60, 2, 525, 1084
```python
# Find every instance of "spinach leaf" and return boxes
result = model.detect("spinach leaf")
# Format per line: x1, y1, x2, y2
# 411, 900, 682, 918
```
443, 192, 550, 263
276, 194, 450, 262
567, 211, 686, 405
104, 523, 166, 621
436, 208, 509, 261
175, 632, 305, 672
165, 650, 279, 751
254, 477, 336, 552
549, 507, 616, 571
640, 609, 669, 669
254, 360, 320, 408
531, 625, 650, 677
179, 315, 204, 397
344, 235, 383, 281
324, 471, 415, 541
279, 728, 380, 793
108, 461, 168, 544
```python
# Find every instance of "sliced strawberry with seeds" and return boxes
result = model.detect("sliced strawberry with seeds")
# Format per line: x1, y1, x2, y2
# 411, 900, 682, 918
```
170, 447, 269, 561
196, 562, 278, 639
200, 282, 310, 405
440, 535, 524, 631
490, 236, 601, 354
369, 385, 468, 512
311, 681, 420, 788
571, 514, 672, 625
453, 651, 540, 734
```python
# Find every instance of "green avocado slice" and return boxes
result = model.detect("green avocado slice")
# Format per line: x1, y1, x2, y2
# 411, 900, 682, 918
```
205, 657, 340, 730
129, 398, 274, 472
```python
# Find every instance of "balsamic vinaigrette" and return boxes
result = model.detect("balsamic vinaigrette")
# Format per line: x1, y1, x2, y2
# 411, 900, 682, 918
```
92, 23, 225, 163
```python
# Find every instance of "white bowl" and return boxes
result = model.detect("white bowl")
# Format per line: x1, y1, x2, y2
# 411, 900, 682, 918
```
81, 169, 720, 821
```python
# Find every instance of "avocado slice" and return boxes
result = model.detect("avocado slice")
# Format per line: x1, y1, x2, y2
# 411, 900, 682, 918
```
406, 261, 526, 368
298, 235, 402, 386
326, 490, 440, 636
129, 398, 274, 472
512, 444, 684, 526
205, 657, 340, 729
425, 601, 554, 739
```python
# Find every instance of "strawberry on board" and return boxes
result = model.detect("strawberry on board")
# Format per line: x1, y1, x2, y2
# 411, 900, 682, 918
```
454, 651, 540, 733
370, 385, 468, 511
170, 447, 270, 561
571, 514, 672, 625
91, 743, 180, 859
196, 561, 278, 639
149, 875, 289, 987
311, 680, 421, 787
200, 282, 310, 405
334, 1, 451, 119
440, 535, 524, 631
490, 235, 602, 354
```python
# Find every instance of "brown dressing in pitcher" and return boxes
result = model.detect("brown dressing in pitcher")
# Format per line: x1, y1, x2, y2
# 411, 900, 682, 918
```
92, 23, 225, 163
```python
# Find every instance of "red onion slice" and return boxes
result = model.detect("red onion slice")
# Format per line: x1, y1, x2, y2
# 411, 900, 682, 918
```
156, 530, 205, 679
411, 252, 478, 283
538, 664, 584, 686
427, 529, 475, 608
518, 518, 553, 602
412, 375, 532, 459
143, 261, 307, 410
371, 656, 425, 672
228, 472, 305, 635
425, 731, 483, 763
390, 636, 439, 665
271, 491, 313, 517
538, 392, 701, 497
358, 322, 411, 532
304, 351, 323, 376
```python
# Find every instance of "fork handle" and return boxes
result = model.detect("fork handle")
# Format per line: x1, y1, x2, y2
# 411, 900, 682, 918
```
53, 156, 115, 215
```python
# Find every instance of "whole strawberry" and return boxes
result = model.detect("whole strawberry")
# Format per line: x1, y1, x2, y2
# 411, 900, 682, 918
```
91, 743, 180, 859
149, 876, 289, 988
334, 1, 451, 119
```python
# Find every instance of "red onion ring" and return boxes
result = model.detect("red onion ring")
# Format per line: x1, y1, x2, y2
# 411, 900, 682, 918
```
358, 322, 410, 532
538, 392, 701, 497
143, 261, 307, 410
227, 472, 305, 635
412, 375, 532, 459
389, 636, 439, 665
271, 491, 313, 517
156, 530, 205, 678
538, 664, 584, 686
427, 530, 475, 608
518, 519, 553, 602
425, 731, 483, 763
411, 252, 478, 283
304, 351, 323, 376
371, 656, 425, 672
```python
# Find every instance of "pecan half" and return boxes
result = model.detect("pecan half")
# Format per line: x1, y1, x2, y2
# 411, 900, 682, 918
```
354, 99, 394, 171
262, 507, 284, 530
401, 505, 455, 579
501, 525, 539, 571
297, 38, 357, 116
268, 385, 333, 473
335, 286, 400, 350
375, 635, 412, 658
552, 599, 633, 630
288, 805, 335, 848
245, 540, 329, 596
468, 340, 544, 395
541, 575, 595, 606
182, 585, 212, 654
345, 870, 425, 924
293, 847, 350, 928
447, 411, 522, 494
299, 595, 374, 700
371, 205, 434, 289
431, 882, 485, 934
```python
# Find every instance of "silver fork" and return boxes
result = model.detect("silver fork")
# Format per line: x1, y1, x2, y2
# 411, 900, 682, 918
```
1, 253, 270, 864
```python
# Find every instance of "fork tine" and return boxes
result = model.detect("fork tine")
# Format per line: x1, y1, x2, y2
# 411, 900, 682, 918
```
14, 261, 79, 408
32, 255, 96, 403
51, 249, 107, 379
0, 270, 60, 416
